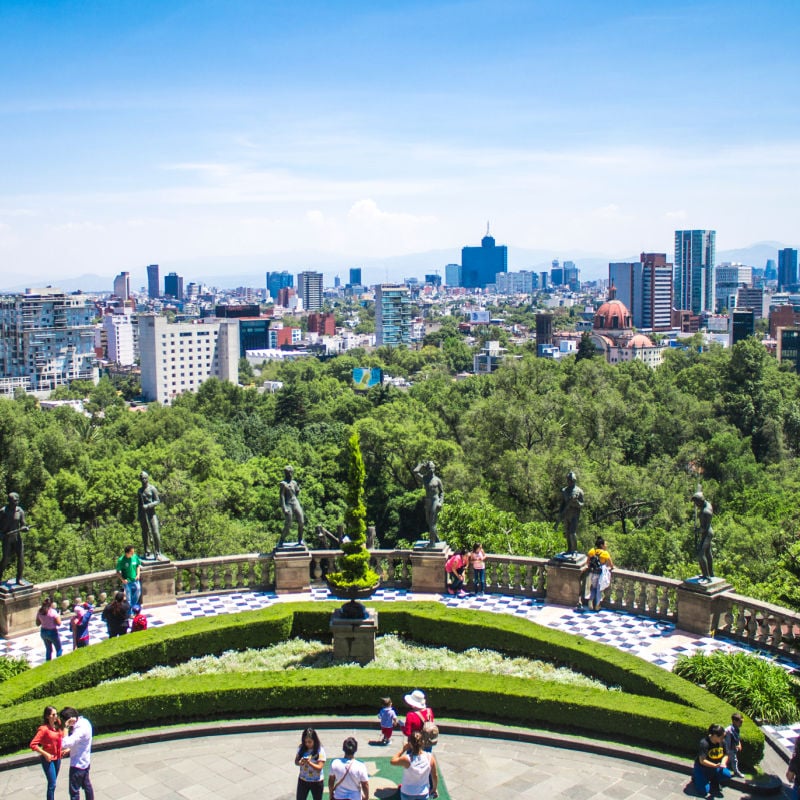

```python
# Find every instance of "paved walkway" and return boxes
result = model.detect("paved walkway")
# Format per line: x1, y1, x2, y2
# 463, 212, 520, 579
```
0, 726, 787, 800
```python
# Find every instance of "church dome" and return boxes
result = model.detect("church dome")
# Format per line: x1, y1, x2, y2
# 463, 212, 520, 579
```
628, 333, 654, 348
594, 299, 632, 331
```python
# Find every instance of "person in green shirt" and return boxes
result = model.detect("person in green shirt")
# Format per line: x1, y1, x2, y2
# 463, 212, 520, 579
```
116, 545, 142, 616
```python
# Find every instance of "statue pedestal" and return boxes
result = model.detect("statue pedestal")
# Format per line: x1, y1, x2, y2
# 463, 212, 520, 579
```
273, 546, 311, 594
331, 607, 378, 665
141, 560, 177, 608
410, 546, 450, 594
0, 583, 42, 637
677, 577, 732, 636
545, 554, 587, 607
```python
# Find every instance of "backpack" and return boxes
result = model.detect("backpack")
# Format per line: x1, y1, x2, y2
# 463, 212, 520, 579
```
417, 709, 439, 748
131, 613, 148, 632
588, 553, 602, 573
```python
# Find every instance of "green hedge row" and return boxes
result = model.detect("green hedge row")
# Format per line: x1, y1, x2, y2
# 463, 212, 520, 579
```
0, 602, 764, 766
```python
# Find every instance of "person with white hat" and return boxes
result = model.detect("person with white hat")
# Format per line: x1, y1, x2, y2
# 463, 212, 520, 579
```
402, 690, 434, 741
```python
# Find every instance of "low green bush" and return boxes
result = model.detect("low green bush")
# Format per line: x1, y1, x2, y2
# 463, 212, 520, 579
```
0, 602, 764, 766
0, 656, 28, 683
674, 650, 800, 724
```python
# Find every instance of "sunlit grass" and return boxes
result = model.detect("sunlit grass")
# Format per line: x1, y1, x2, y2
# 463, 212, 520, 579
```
107, 635, 613, 690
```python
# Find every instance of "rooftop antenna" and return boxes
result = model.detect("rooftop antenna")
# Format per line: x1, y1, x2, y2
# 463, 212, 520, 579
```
486, 220, 490, 237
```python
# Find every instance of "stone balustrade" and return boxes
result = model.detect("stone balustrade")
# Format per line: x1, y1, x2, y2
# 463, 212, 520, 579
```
2, 549, 800, 663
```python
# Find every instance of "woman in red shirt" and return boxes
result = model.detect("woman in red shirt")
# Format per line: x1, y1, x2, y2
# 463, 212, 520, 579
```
30, 705, 63, 800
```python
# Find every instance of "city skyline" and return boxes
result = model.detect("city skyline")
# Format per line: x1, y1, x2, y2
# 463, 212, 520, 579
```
1, 0, 798, 288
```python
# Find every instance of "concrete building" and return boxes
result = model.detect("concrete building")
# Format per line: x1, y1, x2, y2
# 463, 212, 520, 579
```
103, 310, 137, 366
461, 227, 507, 289
0, 287, 98, 394
675, 229, 716, 314
474, 341, 514, 374
147, 264, 160, 299
113, 271, 131, 301
308, 313, 336, 336
139, 315, 239, 405
777, 326, 800, 373
735, 285, 767, 319
495, 271, 537, 294
730, 308, 755, 345
769, 305, 800, 339
375, 284, 412, 347
297, 271, 323, 312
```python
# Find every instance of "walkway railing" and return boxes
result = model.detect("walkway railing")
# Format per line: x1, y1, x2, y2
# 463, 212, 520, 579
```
6, 550, 800, 661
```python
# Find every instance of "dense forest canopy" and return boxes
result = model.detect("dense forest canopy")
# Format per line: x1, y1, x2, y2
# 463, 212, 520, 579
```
3, 337, 800, 610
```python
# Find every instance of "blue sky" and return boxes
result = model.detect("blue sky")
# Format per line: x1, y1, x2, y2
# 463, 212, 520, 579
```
1, 0, 798, 287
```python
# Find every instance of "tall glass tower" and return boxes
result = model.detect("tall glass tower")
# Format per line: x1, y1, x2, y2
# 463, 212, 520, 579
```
674, 230, 716, 314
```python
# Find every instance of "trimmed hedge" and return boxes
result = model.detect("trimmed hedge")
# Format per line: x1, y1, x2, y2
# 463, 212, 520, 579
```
0, 602, 763, 766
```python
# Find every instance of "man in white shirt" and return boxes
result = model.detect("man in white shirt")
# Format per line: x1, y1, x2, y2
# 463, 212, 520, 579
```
59, 706, 94, 800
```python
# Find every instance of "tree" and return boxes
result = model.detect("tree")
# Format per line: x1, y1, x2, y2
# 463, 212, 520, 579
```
576, 331, 596, 361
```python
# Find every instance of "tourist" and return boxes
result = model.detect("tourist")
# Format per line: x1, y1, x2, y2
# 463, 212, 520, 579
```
101, 591, 129, 637
60, 706, 94, 800
115, 544, 141, 615
70, 602, 93, 650
692, 723, 732, 797
295, 727, 326, 800
444, 549, 468, 597
470, 542, 486, 595
402, 690, 435, 745
35, 597, 63, 661
585, 537, 614, 611
724, 712, 745, 778
378, 696, 398, 745
29, 706, 63, 800
130, 604, 148, 632
328, 736, 369, 800
390, 730, 439, 800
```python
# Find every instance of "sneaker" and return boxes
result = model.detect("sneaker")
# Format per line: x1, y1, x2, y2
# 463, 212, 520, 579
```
457, 591, 467, 598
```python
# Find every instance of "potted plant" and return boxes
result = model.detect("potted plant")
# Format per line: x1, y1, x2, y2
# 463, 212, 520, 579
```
326, 430, 380, 617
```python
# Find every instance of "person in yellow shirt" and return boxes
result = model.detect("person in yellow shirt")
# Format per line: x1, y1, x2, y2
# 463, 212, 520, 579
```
585, 537, 614, 611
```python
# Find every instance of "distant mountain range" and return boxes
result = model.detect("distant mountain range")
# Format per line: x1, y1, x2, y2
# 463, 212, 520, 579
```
2, 241, 789, 294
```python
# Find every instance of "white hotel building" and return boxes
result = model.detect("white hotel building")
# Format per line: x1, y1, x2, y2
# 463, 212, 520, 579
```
139, 315, 239, 404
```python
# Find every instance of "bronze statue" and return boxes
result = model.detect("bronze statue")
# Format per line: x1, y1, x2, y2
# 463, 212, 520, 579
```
414, 460, 444, 546
278, 465, 305, 546
559, 471, 584, 554
692, 490, 714, 581
0, 492, 28, 586
137, 471, 162, 558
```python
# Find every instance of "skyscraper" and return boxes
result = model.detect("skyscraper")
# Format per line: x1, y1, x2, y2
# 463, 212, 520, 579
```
375, 285, 412, 346
266, 271, 293, 302
609, 254, 673, 330
349, 267, 362, 287
164, 272, 184, 300
461, 226, 507, 289
297, 271, 323, 311
778, 248, 798, 291
445, 263, 462, 287
147, 264, 160, 299
674, 230, 716, 314
113, 271, 130, 301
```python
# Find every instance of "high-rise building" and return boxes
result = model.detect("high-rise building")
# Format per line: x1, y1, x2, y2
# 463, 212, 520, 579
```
730, 308, 755, 345
164, 272, 184, 300
640, 253, 674, 331
540, 272, 549, 290
349, 267, 362, 287
777, 326, 800, 373
550, 259, 564, 287
608, 262, 639, 325
424, 274, 442, 288
778, 248, 798, 291
735, 286, 767, 319
715, 263, 752, 312
103, 309, 136, 366
563, 261, 579, 291
496, 271, 536, 294
113, 271, 130, 301
147, 264, 160, 299
375, 285, 412, 347
0, 288, 97, 393
139, 315, 239, 405
675, 230, 716, 314
308, 313, 336, 336
765, 259, 778, 282
297, 271, 323, 312
461, 227, 507, 289
535, 312, 554, 354
445, 263, 462, 287
266, 271, 294, 301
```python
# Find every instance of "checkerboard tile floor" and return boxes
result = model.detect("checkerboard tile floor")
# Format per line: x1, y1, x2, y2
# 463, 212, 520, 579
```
4, 586, 798, 753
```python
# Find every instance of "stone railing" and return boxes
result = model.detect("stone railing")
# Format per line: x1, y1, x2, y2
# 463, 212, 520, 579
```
603, 569, 681, 621
714, 592, 800, 655
175, 554, 275, 596
2, 549, 800, 663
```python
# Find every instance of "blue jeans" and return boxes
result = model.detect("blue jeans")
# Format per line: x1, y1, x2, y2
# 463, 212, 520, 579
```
40, 628, 62, 660
123, 580, 141, 614
692, 762, 732, 795
473, 569, 485, 594
69, 766, 94, 800
40, 756, 60, 800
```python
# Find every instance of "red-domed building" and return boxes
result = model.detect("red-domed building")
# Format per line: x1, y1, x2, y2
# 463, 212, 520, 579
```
589, 285, 664, 368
